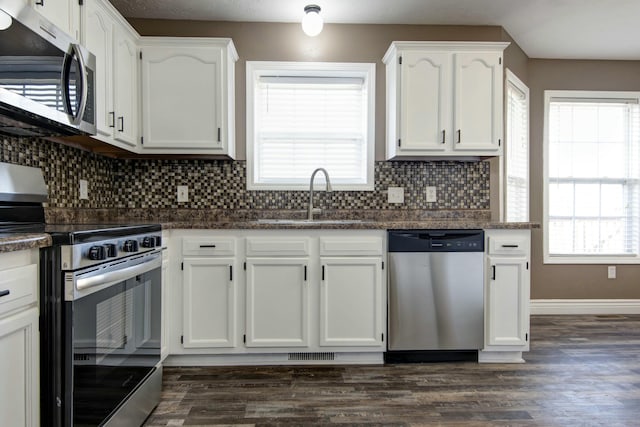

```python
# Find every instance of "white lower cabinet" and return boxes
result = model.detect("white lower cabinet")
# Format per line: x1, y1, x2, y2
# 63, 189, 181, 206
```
0, 307, 39, 427
320, 257, 383, 347
245, 258, 309, 347
182, 258, 237, 348
167, 230, 386, 365
480, 229, 531, 363
0, 250, 39, 426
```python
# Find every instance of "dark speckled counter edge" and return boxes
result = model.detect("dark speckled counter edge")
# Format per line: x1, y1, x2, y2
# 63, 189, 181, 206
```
0, 233, 52, 253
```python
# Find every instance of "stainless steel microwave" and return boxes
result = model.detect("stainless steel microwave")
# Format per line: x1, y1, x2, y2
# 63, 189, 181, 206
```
0, 1, 96, 137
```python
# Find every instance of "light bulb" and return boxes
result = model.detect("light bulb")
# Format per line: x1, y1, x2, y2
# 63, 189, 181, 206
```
0, 10, 12, 31
302, 5, 323, 37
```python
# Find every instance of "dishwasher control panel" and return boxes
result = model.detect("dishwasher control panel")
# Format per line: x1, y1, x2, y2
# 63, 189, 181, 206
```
388, 230, 484, 252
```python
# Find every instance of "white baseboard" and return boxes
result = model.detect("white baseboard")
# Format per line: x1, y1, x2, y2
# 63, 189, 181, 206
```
531, 299, 640, 315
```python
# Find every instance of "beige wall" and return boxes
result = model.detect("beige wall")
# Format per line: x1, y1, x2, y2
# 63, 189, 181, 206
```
130, 19, 507, 160
528, 59, 640, 299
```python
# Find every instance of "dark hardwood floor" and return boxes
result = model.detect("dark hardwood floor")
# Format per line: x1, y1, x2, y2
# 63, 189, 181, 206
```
144, 315, 640, 426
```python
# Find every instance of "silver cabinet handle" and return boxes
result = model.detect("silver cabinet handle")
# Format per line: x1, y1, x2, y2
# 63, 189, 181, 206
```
491, 265, 496, 280
457, 129, 461, 143
441, 130, 446, 144
109, 112, 115, 128
118, 116, 124, 132
501, 244, 519, 248
0, 290, 10, 298
199, 244, 216, 248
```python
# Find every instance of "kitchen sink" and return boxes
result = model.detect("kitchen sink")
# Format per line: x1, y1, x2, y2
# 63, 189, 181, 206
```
256, 219, 364, 224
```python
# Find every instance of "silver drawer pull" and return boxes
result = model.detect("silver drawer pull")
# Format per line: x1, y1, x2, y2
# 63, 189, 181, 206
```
200, 244, 217, 248
501, 244, 519, 248
0, 289, 10, 298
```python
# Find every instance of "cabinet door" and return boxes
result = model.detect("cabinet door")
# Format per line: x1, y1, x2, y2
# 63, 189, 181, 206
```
113, 26, 138, 147
320, 257, 384, 347
486, 256, 529, 348
83, 0, 114, 141
140, 45, 223, 150
182, 258, 237, 348
453, 52, 503, 152
245, 258, 309, 347
399, 51, 451, 153
32, 0, 80, 41
0, 307, 39, 427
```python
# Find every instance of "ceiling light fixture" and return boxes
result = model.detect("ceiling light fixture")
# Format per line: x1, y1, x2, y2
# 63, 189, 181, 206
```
302, 4, 323, 37
0, 10, 12, 31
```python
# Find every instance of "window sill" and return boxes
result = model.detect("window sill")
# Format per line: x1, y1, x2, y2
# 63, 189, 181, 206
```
544, 255, 640, 265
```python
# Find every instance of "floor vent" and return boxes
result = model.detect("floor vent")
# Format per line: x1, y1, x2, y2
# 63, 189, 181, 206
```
288, 352, 335, 361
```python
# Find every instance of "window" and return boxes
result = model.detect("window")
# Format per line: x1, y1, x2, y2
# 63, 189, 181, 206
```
246, 61, 375, 190
544, 91, 640, 263
504, 70, 529, 222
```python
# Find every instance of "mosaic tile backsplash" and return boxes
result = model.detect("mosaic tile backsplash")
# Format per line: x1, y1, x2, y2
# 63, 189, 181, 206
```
1, 136, 490, 210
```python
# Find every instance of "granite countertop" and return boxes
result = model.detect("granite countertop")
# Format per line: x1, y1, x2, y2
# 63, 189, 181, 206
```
0, 233, 52, 253
0, 209, 539, 253
161, 219, 538, 230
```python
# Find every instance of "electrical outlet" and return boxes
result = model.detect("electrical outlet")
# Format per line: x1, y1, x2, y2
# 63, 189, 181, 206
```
387, 187, 404, 204
177, 185, 189, 202
79, 179, 89, 200
608, 266, 616, 279
426, 186, 437, 203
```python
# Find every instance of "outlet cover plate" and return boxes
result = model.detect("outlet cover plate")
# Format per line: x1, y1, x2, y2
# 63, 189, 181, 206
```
79, 179, 88, 200
608, 266, 616, 279
177, 185, 189, 202
426, 186, 437, 203
388, 187, 404, 204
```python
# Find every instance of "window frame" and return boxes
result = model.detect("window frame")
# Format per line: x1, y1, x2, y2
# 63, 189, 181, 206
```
543, 90, 640, 264
504, 69, 530, 223
246, 61, 376, 191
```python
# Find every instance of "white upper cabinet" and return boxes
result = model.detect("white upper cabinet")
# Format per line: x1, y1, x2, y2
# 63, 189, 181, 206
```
81, 0, 139, 150
31, 0, 81, 41
384, 41, 509, 159
453, 52, 504, 152
112, 25, 138, 147
139, 38, 238, 157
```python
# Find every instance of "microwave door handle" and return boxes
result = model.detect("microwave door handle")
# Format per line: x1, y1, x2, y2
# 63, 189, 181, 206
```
62, 44, 88, 126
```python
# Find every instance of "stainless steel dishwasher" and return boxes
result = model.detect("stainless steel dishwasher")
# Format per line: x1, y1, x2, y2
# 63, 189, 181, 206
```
386, 230, 484, 362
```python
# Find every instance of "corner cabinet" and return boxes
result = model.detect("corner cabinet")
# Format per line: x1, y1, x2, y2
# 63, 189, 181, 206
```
480, 229, 531, 363
81, 0, 139, 150
0, 250, 40, 427
139, 38, 238, 157
384, 41, 509, 159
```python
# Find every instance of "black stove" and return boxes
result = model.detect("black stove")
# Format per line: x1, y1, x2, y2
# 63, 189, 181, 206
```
2, 162, 163, 427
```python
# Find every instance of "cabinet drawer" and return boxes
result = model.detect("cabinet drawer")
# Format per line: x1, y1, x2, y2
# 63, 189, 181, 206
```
183, 237, 236, 256
488, 237, 528, 256
0, 264, 38, 317
320, 236, 384, 256
246, 237, 310, 256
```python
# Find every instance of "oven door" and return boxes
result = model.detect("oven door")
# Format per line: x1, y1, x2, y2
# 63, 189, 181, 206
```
65, 251, 162, 426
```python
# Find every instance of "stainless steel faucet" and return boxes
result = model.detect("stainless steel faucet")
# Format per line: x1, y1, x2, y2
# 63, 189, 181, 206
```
308, 168, 332, 220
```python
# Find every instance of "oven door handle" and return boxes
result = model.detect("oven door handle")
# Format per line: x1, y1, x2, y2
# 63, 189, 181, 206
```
72, 254, 161, 299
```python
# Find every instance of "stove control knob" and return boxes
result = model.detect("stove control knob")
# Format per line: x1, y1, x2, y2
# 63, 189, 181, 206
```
153, 235, 162, 247
105, 243, 117, 257
88, 245, 106, 261
122, 240, 139, 252
141, 236, 155, 248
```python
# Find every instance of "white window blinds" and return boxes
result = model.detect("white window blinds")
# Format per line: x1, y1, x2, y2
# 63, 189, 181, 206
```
505, 72, 529, 222
547, 96, 640, 257
247, 62, 375, 191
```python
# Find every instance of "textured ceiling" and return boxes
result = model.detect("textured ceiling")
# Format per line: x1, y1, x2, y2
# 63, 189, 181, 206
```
108, 0, 640, 60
